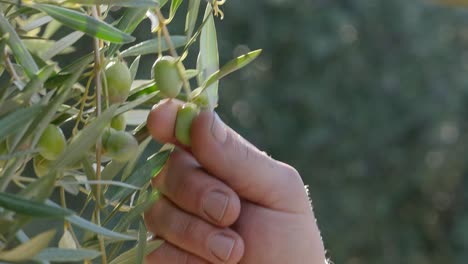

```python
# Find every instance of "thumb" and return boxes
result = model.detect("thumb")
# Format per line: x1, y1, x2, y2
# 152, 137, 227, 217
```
147, 99, 310, 213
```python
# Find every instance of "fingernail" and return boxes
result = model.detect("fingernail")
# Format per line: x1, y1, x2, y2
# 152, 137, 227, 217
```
203, 191, 228, 222
211, 114, 227, 143
208, 234, 235, 261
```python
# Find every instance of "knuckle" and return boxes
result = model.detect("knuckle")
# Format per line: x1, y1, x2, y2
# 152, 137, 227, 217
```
169, 211, 199, 240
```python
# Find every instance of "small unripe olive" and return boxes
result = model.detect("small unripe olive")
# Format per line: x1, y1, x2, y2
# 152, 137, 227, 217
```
102, 128, 138, 162
190, 87, 210, 108
111, 114, 127, 131
152, 56, 184, 98
37, 124, 66, 161
105, 61, 132, 104
33, 155, 51, 177
175, 103, 199, 146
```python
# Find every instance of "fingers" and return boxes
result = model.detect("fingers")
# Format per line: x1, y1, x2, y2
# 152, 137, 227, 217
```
147, 99, 310, 213
144, 197, 244, 264
145, 242, 209, 264
154, 149, 241, 227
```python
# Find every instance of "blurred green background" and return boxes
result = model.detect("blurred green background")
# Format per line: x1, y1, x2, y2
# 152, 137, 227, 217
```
157, 0, 468, 263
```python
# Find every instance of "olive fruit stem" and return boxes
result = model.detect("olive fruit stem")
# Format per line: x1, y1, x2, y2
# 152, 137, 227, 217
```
154, 7, 191, 96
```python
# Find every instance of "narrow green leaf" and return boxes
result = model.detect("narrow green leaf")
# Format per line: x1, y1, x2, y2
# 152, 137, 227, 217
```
185, 0, 201, 40
66, 0, 158, 7
169, 0, 184, 21
46, 200, 136, 240
34, 248, 101, 262
198, 4, 219, 110
115, 91, 159, 116
113, 191, 159, 232
0, 230, 56, 262
102, 160, 127, 181
0, 192, 72, 218
0, 105, 44, 142
120, 36, 187, 57
201, 49, 262, 90
107, 7, 147, 56
0, 13, 39, 77
130, 55, 141, 82
107, 150, 171, 202
136, 222, 147, 264
41, 31, 84, 60
109, 240, 163, 264
33, 4, 135, 43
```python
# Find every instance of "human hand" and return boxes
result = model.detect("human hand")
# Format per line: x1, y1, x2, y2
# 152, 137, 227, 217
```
144, 99, 326, 264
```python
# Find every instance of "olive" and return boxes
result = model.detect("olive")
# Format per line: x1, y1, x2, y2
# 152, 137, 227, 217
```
111, 114, 127, 131
105, 60, 132, 104
175, 103, 199, 146
37, 124, 66, 161
33, 155, 52, 177
152, 56, 184, 98
102, 128, 138, 162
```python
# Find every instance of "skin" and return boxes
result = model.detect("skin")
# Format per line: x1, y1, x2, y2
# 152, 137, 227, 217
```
145, 99, 326, 264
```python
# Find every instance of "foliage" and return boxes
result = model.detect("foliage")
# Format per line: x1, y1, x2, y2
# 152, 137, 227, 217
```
0, 0, 260, 263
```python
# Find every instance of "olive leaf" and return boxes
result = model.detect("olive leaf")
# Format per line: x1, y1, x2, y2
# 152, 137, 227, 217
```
0, 229, 56, 262
106, 149, 171, 202
120, 36, 187, 57
34, 248, 101, 262
107, 7, 148, 56
0, 192, 72, 218
169, 0, 184, 22
185, 0, 201, 40
197, 4, 219, 110
46, 200, 136, 240
200, 49, 263, 90
33, 4, 135, 43
0, 13, 39, 78
66, 0, 159, 7
109, 240, 164, 264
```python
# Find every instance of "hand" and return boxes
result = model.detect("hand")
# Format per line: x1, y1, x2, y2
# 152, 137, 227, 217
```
144, 99, 326, 264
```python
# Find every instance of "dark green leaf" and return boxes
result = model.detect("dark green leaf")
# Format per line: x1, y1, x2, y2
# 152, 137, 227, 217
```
107, 7, 147, 56
0, 13, 39, 77
0, 230, 56, 262
66, 0, 158, 7
46, 200, 136, 240
34, 248, 101, 262
0, 192, 72, 218
107, 150, 171, 202
0, 105, 44, 142
33, 4, 135, 43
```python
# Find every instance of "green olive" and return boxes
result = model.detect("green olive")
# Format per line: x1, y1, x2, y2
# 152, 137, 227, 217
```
33, 155, 52, 177
175, 103, 199, 146
102, 128, 138, 162
111, 114, 127, 131
152, 56, 184, 98
105, 61, 132, 104
37, 124, 66, 161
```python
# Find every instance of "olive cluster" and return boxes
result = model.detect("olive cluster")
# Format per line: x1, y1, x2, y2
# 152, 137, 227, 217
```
152, 56, 201, 146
